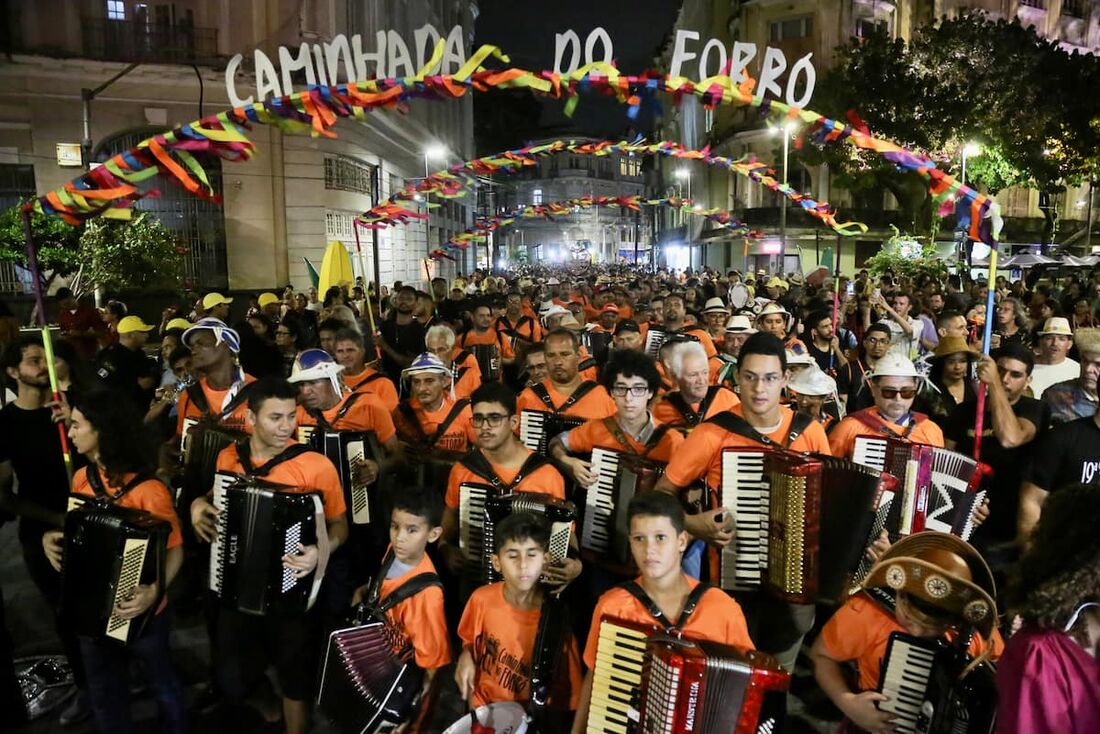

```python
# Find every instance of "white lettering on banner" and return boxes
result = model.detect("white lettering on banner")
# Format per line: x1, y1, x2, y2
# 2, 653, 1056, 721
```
553, 27, 613, 74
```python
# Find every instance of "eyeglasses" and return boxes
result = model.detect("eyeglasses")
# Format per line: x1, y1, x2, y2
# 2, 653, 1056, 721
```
864, 337, 889, 345
879, 387, 918, 399
610, 384, 651, 397
471, 413, 509, 427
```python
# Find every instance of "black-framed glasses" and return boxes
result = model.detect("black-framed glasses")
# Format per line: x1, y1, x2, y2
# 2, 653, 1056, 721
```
471, 413, 509, 427
610, 384, 651, 397
879, 387, 918, 399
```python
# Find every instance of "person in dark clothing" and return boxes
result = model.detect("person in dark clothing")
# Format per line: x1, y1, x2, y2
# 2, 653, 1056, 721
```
835, 323, 892, 412
236, 317, 284, 379
93, 315, 158, 409
379, 285, 427, 380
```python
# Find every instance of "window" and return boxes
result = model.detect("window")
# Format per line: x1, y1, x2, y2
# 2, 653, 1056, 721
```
1062, 0, 1087, 17
769, 15, 813, 42
325, 211, 356, 240
618, 158, 641, 177
324, 155, 374, 195
106, 0, 125, 20
1020, 0, 1047, 8
855, 17, 888, 38
532, 188, 543, 205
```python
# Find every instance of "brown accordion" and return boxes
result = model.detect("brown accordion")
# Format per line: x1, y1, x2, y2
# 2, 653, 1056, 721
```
582, 447, 664, 566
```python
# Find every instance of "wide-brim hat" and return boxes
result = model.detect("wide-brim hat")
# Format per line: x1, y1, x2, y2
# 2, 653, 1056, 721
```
863, 531, 997, 637
931, 336, 979, 361
702, 297, 730, 315
1039, 317, 1073, 336
787, 366, 836, 396
1075, 327, 1100, 355
869, 352, 923, 381
756, 301, 791, 322
724, 314, 756, 333
785, 347, 815, 367
558, 314, 584, 331
401, 352, 452, 380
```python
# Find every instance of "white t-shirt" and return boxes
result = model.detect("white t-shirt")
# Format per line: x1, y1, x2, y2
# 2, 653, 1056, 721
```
1030, 358, 1081, 398
880, 316, 923, 360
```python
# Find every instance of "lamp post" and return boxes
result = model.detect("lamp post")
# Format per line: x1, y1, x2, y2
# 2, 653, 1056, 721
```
422, 143, 447, 262
771, 121, 796, 273
961, 142, 980, 186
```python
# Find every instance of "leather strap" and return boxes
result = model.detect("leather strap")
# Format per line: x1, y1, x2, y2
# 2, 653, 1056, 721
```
618, 580, 712, 633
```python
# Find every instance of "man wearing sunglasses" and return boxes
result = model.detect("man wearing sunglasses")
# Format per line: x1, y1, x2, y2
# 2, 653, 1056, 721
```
828, 352, 945, 460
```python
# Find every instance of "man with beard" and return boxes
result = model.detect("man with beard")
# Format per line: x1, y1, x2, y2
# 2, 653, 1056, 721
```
332, 328, 398, 411
804, 311, 851, 374
0, 336, 91, 725
835, 323, 892, 411
1030, 317, 1081, 399
379, 286, 426, 380
716, 314, 756, 389
516, 329, 616, 424
653, 341, 739, 433
459, 303, 515, 381
661, 293, 717, 358
521, 342, 550, 387
1042, 328, 1100, 423
701, 298, 730, 344
495, 291, 542, 350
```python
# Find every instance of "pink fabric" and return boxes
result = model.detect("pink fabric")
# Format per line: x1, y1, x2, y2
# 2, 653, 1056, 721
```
997, 626, 1100, 734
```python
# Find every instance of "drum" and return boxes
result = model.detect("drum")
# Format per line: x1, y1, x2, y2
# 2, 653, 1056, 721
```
729, 282, 750, 310
442, 702, 529, 734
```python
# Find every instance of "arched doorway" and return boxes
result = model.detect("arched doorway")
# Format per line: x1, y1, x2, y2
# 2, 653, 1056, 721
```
93, 128, 228, 289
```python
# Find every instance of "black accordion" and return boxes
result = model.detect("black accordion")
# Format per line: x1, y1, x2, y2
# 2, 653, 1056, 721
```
717, 447, 893, 603
471, 343, 502, 382
458, 485, 575, 585
181, 417, 246, 504
209, 473, 328, 616
299, 427, 378, 526
852, 436, 985, 541
587, 616, 789, 734
317, 619, 424, 734
582, 448, 665, 566
877, 631, 997, 734
643, 327, 668, 358
519, 410, 585, 455
60, 496, 170, 644
582, 330, 612, 360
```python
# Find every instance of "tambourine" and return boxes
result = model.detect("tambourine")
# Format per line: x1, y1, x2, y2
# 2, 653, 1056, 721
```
443, 702, 529, 734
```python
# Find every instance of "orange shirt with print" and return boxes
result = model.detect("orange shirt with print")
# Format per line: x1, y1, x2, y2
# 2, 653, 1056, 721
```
458, 583, 583, 709
450, 347, 483, 400
516, 380, 617, 422
296, 392, 397, 442
652, 387, 740, 432
445, 451, 566, 509
72, 467, 183, 549
459, 328, 515, 359
664, 404, 832, 491
392, 397, 477, 454
380, 550, 451, 670
582, 576, 755, 670
346, 368, 399, 412
562, 414, 684, 464
175, 374, 257, 440
215, 442, 346, 520
828, 407, 945, 460
818, 592, 1005, 692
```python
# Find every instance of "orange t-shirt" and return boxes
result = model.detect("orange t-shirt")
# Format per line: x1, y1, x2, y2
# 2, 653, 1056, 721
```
582, 576, 755, 669
380, 550, 451, 670
652, 387, 741, 431
445, 451, 566, 509
175, 374, 257, 440
664, 324, 717, 359
215, 442, 346, 520
562, 414, 684, 464
495, 314, 543, 344
459, 328, 515, 359
818, 592, 1004, 692
295, 392, 397, 443
392, 396, 477, 454
72, 467, 183, 549
516, 380, 617, 422
451, 347, 483, 400
828, 408, 945, 460
346, 368, 399, 412
458, 583, 583, 709
664, 404, 832, 490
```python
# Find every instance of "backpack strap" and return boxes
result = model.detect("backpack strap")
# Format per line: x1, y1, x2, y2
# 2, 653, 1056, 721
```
235, 440, 313, 478
618, 580, 714, 633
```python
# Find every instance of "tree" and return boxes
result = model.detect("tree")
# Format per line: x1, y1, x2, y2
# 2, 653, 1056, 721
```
0, 204, 82, 288
862, 228, 949, 285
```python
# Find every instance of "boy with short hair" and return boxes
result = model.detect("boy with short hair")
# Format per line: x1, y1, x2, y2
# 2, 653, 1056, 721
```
455, 512, 582, 713
572, 492, 754, 732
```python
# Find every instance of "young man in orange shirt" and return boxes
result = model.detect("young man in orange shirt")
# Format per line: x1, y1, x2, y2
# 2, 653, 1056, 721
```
425, 323, 482, 400
190, 377, 348, 734
332, 327, 398, 412
456, 513, 583, 717
652, 340, 740, 432
174, 317, 256, 442
572, 492, 754, 732
459, 303, 515, 380
515, 329, 616, 431
655, 331, 831, 672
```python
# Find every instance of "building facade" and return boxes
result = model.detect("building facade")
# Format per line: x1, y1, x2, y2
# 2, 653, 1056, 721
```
0, 0, 478, 295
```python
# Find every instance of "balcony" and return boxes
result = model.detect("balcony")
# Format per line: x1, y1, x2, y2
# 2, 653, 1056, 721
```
81, 17, 219, 65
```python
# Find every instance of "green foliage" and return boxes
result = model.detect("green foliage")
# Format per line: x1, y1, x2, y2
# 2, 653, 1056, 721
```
862, 228, 949, 283
0, 204, 82, 277
79, 214, 185, 293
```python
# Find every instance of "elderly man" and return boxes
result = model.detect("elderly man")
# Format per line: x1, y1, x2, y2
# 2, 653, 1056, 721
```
425, 323, 481, 399
652, 341, 739, 432
716, 314, 755, 389
1042, 327, 1100, 423
701, 297, 730, 343
1030, 317, 1080, 398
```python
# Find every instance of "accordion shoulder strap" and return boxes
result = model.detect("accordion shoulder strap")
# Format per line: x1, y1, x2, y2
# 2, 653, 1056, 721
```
397, 401, 429, 445
235, 441, 312, 477
460, 449, 551, 491
852, 408, 926, 439
531, 381, 598, 415
186, 379, 254, 423
356, 371, 386, 388
309, 391, 364, 433
601, 417, 671, 458
665, 385, 722, 428
427, 398, 470, 449
84, 467, 151, 503
618, 580, 713, 633
376, 573, 442, 613
706, 410, 814, 449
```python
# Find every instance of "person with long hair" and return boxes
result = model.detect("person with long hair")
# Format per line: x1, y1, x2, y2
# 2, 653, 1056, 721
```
41, 390, 187, 734
998, 484, 1100, 733
924, 337, 979, 428
995, 296, 1031, 348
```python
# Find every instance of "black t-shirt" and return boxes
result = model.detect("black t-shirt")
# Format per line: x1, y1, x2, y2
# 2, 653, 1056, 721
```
806, 339, 832, 372
1026, 415, 1100, 493
945, 396, 1049, 545
379, 316, 427, 380
0, 403, 80, 546
94, 343, 156, 407
436, 297, 469, 328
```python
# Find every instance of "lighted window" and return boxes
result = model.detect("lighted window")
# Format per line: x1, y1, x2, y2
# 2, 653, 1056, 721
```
106, 0, 125, 20
768, 15, 813, 42
533, 188, 543, 205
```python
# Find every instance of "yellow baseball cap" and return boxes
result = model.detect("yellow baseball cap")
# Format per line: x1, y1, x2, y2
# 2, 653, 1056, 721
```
202, 293, 233, 309
257, 292, 280, 308
165, 318, 192, 332
117, 316, 154, 334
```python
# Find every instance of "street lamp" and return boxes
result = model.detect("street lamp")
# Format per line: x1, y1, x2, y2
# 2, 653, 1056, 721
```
422, 143, 448, 259
771, 120, 797, 272
961, 142, 980, 185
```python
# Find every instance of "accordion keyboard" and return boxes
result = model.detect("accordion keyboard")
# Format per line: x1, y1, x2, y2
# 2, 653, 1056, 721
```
879, 635, 937, 734
520, 411, 547, 453
584, 448, 620, 554
720, 449, 768, 590
282, 523, 302, 593
588, 619, 648, 733
106, 538, 148, 641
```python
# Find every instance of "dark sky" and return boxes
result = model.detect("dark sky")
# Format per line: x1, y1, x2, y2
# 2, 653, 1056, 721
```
473, 0, 684, 139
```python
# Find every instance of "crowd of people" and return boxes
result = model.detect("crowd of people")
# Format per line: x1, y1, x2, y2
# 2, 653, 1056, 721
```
1, 260, 1098, 733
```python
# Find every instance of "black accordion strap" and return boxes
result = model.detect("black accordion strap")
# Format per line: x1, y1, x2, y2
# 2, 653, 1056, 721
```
427, 398, 470, 449
85, 467, 150, 504
398, 401, 430, 445
665, 385, 721, 428
601, 417, 671, 459
531, 381, 598, 415
618, 580, 713, 633
706, 410, 813, 449
460, 450, 552, 492
235, 441, 312, 478
376, 573, 442, 614
187, 379, 254, 423
307, 391, 364, 433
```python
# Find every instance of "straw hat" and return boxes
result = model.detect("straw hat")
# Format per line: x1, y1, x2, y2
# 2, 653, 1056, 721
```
765, 276, 789, 290
931, 336, 978, 361
756, 301, 792, 322
787, 366, 836, 396
1074, 327, 1100, 355
869, 353, 923, 381
724, 315, 756, 333
785, 346, 815, 367
702, 297, 730, 315
1039, 317, 1073, 336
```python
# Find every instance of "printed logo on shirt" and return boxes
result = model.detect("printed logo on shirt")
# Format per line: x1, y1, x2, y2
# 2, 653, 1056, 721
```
1082, 461, 1100, 485
475, 633, 530, 698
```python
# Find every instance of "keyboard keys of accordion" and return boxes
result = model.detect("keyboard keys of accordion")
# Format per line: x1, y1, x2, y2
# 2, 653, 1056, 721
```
105, 537, 150, 642
588, 618, 650, 734
719, 449, 769, 591
877, 633, 939, 734
520, 410, 547, 453
459, 483, 495, 583
583, 448, 621, 554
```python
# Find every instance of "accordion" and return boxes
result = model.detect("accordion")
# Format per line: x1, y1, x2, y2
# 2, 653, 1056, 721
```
181, 418, 246, 504
877, 631, 997, 734
459, 486, 575, 585
209, 473, 329, 616
582, 330, 612, 359
299, 427, 377, 526
638, 636, 789, 734
643, 327, 668, 358
530, 593, 570, 715
317, 620, 424, 734
60, 497, 170, 644
519, 410, 585, 455
582, 448, 664, 566
471, 343, 502, 382
717, 447, 891, 603
852, 436, 985, 541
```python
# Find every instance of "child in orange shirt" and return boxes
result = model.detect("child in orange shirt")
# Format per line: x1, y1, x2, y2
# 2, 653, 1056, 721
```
456, 512, 583, 716
809, 532, 1003, 734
